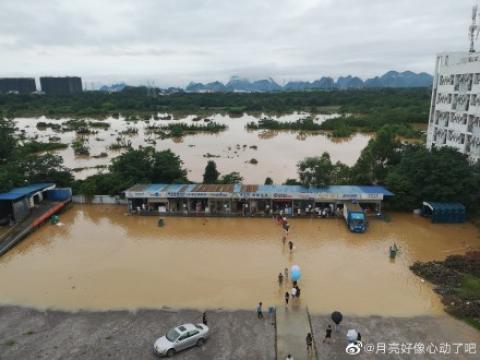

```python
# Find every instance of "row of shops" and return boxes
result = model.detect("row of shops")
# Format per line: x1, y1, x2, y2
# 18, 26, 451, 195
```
124, 184, 394, 217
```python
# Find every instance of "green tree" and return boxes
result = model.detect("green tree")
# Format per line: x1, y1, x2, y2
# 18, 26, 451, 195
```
18, 153, 74, 187
283, 178, 301, 185
110, 147, 187, 184
0, 117, 16, 165
264, 177, 273, 185
219, 172, 243, 184
203, 160, 220, 183
385, 145, 480, 210
351, 126, 401, 184
298, 152, 334, 187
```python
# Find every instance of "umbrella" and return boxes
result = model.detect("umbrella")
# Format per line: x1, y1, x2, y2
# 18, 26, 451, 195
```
347, 329, 358, 342
291, 265, 301, 281
331, 311, 343, 325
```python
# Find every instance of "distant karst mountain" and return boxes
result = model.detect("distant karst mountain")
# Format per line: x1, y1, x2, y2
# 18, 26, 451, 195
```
186, 71, 433, 93
99, 82, 127, 92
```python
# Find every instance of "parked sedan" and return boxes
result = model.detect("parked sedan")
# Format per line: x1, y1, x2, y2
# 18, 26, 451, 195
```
153, 323, 209, 357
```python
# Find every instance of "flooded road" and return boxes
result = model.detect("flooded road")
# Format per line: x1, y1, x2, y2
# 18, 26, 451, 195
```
1, 205, 479, 316
15, 113, 371, 182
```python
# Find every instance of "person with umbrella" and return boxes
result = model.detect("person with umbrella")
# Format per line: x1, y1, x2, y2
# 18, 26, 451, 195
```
331, 311, 343, 333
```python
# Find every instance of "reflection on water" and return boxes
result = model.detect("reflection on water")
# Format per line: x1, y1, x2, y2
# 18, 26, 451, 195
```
1, 205, 479, 315
15, 113, 371, 182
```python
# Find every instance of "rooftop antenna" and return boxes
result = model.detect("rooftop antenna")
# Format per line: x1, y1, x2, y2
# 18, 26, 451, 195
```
469, 5, 480, 52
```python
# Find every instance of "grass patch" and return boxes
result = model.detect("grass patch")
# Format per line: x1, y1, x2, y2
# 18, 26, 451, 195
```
4, 339, 15, 346
464, 317, 480, 331
457, 274, 480, 300
21, 141, 68, 154
147, 122, 227, 138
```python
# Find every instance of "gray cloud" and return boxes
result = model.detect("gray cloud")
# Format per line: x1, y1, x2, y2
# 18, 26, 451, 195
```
0, 0, 475, 86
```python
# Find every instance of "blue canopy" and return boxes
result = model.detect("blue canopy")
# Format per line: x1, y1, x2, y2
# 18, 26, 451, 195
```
0, 183, 55, 201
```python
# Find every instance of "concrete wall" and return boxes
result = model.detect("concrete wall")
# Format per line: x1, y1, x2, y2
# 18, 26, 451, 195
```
72, 195, 127, 205
12, 198, 29, 223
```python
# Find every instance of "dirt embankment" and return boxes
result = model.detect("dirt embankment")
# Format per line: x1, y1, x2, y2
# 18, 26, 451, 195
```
410, 251, 480, 326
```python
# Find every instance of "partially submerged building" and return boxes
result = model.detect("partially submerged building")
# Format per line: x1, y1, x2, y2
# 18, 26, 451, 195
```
0, 183, 71, 224
125, 184, 393, 217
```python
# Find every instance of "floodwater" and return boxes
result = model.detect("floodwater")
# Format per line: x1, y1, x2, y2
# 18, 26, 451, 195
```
14, 113, 371, 182
1, 205, 479, 316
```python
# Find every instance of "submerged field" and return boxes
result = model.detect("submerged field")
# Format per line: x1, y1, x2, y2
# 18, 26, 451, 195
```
15, 112, 371, 182
0, 205, 479, 316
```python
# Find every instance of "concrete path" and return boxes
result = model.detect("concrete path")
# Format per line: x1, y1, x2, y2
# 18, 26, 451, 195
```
276, 305, 317, 360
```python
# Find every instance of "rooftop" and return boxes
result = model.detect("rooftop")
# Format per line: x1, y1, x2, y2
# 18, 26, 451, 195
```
125, 184, 394, 199
0, 183, 55, 201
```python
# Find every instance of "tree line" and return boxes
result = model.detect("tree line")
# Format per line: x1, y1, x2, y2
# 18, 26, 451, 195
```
0, 87, 431, 139
1, 95, 479, 214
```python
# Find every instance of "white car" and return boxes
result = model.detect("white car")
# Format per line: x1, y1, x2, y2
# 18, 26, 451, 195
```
153, 323, 209, 357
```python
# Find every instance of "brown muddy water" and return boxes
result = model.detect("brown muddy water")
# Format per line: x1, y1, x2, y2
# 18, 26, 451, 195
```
1, 205, 479, 316
15, 113, 371, 182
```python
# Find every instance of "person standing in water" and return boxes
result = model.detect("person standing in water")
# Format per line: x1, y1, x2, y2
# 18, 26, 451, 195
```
291, 286, 297, 299
295, 285, 301, 298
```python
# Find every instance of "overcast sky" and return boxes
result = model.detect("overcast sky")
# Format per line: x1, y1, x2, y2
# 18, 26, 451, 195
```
0, 0, 475, 87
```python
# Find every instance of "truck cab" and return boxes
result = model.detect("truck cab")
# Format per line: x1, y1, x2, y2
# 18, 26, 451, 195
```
343, 203, 367, 233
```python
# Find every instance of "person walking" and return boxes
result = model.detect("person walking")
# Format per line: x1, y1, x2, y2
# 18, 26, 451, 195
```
291, 286, 297, 299
288, 241, 293, 252
284, 291, 290, 305
284, 267, 288, 280
257, 302, 264, 319
306, 332, 313, 354
268, 306, 274, 322
295, 285, 301, 298
278, 272, 284, 285
323, 324, 332, 344
202, 311, 207, 326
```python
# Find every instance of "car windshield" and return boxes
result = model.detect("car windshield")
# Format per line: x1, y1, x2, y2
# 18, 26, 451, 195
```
166, 329, 180, 342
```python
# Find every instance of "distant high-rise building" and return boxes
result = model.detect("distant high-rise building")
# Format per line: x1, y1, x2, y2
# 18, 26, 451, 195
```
0, 78, 36, 94
40, 76, 83, 95
426, 8, 480, 162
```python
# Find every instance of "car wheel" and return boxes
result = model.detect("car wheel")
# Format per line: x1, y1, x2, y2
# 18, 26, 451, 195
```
166, 348, 175, 357
197, 338, 205, 347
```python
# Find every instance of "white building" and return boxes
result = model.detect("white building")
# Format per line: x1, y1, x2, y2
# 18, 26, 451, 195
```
426, 51, 480, 162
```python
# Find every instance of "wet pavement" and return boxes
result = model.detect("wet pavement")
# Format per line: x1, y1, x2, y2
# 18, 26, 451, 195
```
0, 204, 479, 316
276, 306, 315, 360
311, 314, 480, 359
1, 305, 478, 360
0, 305, 275, 360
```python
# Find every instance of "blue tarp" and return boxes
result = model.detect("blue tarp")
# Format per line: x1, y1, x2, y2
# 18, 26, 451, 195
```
0, 183, 55, 201
422, 201, 466, 223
